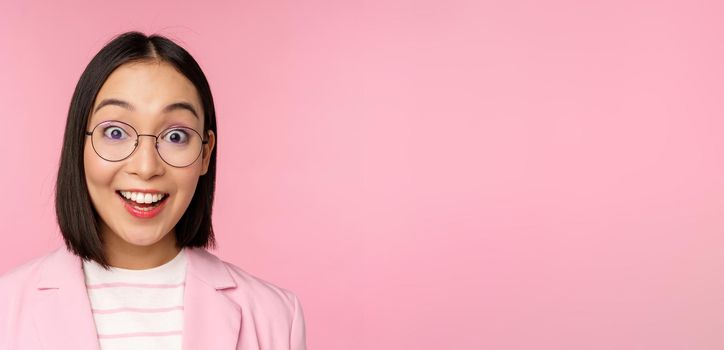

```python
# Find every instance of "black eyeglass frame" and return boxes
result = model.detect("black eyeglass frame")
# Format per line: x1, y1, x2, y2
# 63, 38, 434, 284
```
84, 120, 210, 168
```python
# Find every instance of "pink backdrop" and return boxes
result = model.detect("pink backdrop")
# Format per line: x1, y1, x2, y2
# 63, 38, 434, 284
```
1, 0, 723, 349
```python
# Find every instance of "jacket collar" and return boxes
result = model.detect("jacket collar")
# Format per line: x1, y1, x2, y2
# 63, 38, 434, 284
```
33, 246, 242, 349
35, 245, 237, 290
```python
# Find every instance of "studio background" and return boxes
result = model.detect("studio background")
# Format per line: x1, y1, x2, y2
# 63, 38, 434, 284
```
1, 0, 723, 349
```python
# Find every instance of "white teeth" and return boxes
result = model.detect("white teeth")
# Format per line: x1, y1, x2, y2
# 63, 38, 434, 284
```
119, 191, 166, 204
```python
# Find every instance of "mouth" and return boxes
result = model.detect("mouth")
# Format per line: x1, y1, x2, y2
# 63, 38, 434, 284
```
115, 190, 171, 217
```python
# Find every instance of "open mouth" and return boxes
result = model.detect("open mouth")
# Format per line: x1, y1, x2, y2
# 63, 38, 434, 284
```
115, 190, 170, 209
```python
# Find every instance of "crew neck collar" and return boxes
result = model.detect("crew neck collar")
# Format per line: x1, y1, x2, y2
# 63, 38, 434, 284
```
82, 249, 187, 282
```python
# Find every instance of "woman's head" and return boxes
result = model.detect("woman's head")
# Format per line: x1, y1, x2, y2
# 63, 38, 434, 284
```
56, 31, 218, 269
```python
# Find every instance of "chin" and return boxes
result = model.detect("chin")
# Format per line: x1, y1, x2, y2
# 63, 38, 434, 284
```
119, 232, 165, 246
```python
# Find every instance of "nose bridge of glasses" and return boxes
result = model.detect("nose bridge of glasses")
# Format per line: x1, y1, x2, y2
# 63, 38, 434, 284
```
133, 133, 161, 158
126, 133, 167, 169
135, 133, 159, 145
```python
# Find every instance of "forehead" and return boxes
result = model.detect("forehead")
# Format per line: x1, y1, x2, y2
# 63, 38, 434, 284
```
90, 60, 202, 123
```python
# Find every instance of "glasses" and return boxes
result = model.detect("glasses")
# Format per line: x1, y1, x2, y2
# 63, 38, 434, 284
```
85, 120, 208, 168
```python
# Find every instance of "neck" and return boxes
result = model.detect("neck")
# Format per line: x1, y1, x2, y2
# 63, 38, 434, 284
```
101, 227, 181, 270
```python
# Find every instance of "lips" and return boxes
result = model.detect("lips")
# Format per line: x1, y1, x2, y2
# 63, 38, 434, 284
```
116, 188, 168, 196
115, 191, 170, 207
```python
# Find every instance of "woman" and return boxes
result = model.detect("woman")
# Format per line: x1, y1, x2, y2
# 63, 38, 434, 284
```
0, 31, 307, 350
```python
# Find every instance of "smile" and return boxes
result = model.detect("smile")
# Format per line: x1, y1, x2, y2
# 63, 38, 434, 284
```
116, 190, 170, 218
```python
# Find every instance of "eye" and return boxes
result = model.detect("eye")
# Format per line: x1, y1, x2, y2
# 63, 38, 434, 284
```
103, 126, 128, 140
163, 129, 189, 144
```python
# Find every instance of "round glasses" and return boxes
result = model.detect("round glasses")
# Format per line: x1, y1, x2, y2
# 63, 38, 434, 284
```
85, 120, 208, 168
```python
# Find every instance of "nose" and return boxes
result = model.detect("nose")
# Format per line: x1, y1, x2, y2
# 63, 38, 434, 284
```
125, 135, 165, 180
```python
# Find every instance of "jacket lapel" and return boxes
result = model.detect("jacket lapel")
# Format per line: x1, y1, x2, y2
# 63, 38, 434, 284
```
33, 246, 101, 350
32, 246, 241, 350
182, 247, 242, 349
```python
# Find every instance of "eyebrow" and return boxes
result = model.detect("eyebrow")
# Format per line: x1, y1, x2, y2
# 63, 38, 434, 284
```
93, 98, 199, 119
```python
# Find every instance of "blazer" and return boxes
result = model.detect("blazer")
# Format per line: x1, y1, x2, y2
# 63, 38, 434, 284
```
0, 246, 307, 350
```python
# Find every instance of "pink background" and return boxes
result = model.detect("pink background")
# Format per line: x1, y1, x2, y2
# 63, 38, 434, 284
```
1, 0, 723, 348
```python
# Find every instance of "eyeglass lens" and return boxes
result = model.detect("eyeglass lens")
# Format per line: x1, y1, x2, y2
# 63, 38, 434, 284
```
90, 121, 203, 167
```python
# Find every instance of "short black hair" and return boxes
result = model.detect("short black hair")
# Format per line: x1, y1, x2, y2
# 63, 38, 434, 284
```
55, 31, 218, 269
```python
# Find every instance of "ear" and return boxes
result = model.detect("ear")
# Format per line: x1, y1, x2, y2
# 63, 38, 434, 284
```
200, 130, 215, 176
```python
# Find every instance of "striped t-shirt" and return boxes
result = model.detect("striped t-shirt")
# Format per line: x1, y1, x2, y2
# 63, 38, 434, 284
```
82, 249, 187, 349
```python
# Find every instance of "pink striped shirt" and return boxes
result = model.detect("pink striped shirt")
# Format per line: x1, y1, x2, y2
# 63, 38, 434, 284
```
82, 250, 187, 349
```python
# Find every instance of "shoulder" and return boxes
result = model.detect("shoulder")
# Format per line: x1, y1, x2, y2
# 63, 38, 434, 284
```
0, 249, 56, 297
186, 247, 303, 317
221, 253, 302, 314
226, 259, 301, 308
189, 248, 308, 348
0, 248, 58, 331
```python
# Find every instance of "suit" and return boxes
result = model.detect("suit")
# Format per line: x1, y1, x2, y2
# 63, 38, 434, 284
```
0, 245, 307, 349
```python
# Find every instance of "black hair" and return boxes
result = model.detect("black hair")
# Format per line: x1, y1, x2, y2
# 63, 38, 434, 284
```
55, 31, 217, 269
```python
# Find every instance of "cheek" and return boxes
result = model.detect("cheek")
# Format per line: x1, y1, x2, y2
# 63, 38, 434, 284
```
83, 143, 115, 197
175, 171, 201, 197
168, 169, 202, 211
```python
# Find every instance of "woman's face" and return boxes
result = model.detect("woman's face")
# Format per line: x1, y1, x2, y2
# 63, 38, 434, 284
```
83, 60, 215, 250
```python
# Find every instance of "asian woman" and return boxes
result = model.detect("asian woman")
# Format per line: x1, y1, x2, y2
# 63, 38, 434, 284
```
0, 31, 307, 350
